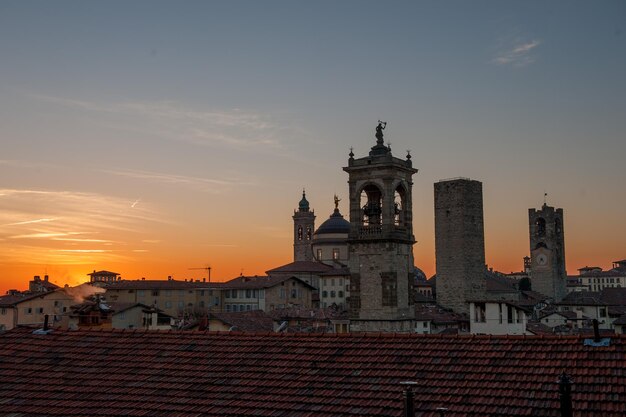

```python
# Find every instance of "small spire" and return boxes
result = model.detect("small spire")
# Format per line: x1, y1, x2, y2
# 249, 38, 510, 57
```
406, 149, 412, 160
298, 188, 310, 212
349, 147, 354, 159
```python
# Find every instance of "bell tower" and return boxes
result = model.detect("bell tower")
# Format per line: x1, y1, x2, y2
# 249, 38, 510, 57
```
529, 203, 566, 301
343, 122, 417, 332
293, 189, 315, 262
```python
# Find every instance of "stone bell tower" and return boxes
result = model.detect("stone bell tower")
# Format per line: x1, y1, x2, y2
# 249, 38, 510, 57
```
343, 122, 417, 332
293, 189, 315, 262
529, 203, 566, 301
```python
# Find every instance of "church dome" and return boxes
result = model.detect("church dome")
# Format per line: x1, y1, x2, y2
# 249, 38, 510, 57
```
315, 208, 350, 235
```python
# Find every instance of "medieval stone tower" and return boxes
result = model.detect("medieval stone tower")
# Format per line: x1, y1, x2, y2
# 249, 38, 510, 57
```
529, 203, 566, 301
293, 190, 315, 262
343, 122, 417, 332
434, 178, 486, 314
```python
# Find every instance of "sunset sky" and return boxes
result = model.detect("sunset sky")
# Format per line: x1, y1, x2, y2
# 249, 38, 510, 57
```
1, 1, 625, 293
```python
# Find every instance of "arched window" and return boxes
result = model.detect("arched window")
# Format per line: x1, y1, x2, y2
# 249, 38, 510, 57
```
555, 218, 562, 235
297, 225, 303, 241
360, 184, 382, 226
394, 184, 406, 226
535, 218, 546, 236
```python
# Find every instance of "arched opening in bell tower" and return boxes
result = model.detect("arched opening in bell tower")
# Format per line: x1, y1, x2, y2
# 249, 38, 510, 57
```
394, 184, 407, 227
535, 218, 546, 236
359, 184, 382, 228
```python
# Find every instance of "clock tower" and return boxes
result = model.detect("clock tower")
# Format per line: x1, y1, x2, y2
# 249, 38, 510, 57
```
529, 203, 566, 301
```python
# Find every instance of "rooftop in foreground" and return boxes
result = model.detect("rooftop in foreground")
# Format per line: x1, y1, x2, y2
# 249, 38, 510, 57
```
0, 328, 624, 416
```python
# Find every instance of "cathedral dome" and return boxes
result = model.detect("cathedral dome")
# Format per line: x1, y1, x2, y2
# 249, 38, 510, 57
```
315, 208, 350, 235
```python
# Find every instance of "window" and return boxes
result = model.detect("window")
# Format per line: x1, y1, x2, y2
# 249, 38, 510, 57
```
239, 304, 245, 311
177, 302, 184, 309
246, 290, 251, 298
498, 304, 503, 324
54, 301, 60, 307
200, 290, 205, 296
152, 290, 159, 296
128, 290, 135, 294
317, 249, 323, 260
339, 278, 343, 286
137, 290, 145, 297
332, 248, 340, 260
118, 312, 126, 320
381, 273, 398, 307
226, 304, 231, 312
1, 308, 6, 315
165, 301, 172, 308
291, 289, 297, 298
423, 322, 428, 328
331, 278, 335, 286
260, 289, 265, 299
600, 308, 607, 318
246, 305, 251, 311
232, 289, 237, 298
338, 291, 344, 298
330, 291, 336, 298
25, 307, 33, 315
36, 307, 44, 314
474, 303, 486, 323
199, 301, 205, 308
322, 291, 328, 298
507, 305, 514, 324
280, 288, 286, 298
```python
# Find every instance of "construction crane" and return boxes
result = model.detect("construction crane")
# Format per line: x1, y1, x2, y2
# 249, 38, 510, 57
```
188, 265, 211, 282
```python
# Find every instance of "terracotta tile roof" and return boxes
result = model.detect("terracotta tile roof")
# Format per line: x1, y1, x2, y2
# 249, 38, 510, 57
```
104, 279, 222, 290
266, 260, 334, 274
222, 275, 316, 290
266, 306, 348, 321
319, 266, 351, 276
414, 305, 466, 325
209, 310, 275, 332
88, 270, 120, 276
1, 329, 625, 416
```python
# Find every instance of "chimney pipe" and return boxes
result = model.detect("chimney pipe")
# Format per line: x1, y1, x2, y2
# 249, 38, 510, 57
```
592, 319, 601, 342
400, 381, 418, 417
43, 314, 49, 331
558, 372, 573, 417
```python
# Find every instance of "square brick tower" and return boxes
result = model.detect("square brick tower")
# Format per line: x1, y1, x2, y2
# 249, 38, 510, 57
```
529, 204, 566, 301
434, 178, 486, 314
343, 122, 417, 332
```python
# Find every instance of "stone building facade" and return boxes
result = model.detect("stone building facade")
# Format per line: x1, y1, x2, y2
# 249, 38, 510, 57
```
434, 178, 486, 314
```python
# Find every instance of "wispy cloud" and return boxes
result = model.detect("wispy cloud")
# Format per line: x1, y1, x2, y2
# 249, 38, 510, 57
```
101, 168, 255, 193
27, 94, 291, 151
493, 39, 542, 67
0, 188, 163, 265
4, 218, 57, 226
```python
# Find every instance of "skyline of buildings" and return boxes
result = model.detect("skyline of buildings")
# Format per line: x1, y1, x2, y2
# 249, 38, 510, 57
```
1, 2, 625, 291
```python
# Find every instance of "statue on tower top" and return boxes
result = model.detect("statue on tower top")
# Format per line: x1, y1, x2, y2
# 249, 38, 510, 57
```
375, 120, 387, 144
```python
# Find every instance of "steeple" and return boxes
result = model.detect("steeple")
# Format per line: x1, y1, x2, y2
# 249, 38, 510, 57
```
298, 189, 310, 212
293, 189, 315, 262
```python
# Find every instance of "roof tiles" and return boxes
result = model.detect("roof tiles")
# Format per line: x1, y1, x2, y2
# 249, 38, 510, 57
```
0, 329, 625, 416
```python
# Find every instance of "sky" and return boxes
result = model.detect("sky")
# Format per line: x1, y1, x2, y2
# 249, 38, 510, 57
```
1, 1, 625, 293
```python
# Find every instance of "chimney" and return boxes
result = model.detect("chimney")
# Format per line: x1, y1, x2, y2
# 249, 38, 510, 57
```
593, 319, 601, 342
44, 275, 49, 282
558, 372, 573, 417
400, 381, 418, 417
168, 276, 172, 281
